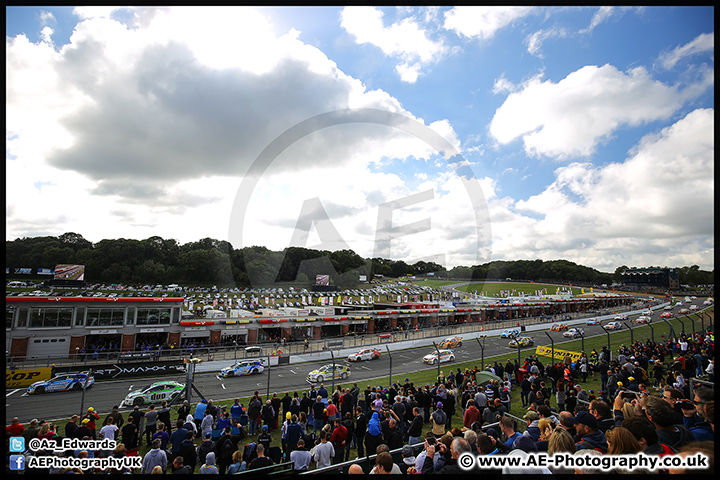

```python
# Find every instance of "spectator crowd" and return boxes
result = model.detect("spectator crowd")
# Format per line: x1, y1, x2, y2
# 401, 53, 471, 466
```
7, 329, 714, 475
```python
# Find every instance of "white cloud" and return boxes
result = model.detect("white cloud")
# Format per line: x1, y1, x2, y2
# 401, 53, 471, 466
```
580, 6, 615, 34
340, 7, 446, 83
443, 6, 534, 40
488, 108, 714, 271
658, 32, 715, 70
489, 64, 698, 159
524, 27, 567, 58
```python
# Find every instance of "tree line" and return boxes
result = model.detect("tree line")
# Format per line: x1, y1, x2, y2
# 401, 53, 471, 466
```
5, 233, 713, 288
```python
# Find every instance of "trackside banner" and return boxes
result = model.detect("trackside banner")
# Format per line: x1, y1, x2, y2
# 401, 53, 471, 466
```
6, 367, 53, 388
52, 361, 186, 380
535, 346, 583, 362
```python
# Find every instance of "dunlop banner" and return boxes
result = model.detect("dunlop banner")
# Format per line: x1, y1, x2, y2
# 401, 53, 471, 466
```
535, 346, 583, 362
6, 367, 53, 388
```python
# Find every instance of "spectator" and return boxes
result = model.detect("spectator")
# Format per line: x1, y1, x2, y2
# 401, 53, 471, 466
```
178, 431, 198, 471
365, 411, 382, 456
398, 445, 416, 475
99, 417, 119, 442
171, 456, 194, 475
668, 441, 715, 475
65, 415, 80, 439
81, 407, 100, 439
226, 450, 246, 474
644, 395, 696, 449
258, 424, 272, 452
105, 405, 124, 429
373, 451, 395, 474
682, 386, 714, 441
571, 411, 608, 453
313, 430, 335, 469
622, 416, 677, 456
120, 416, 138, 450
141, 438, 168, 474
152, 422, 170, 452
196, 432, 217, 466
200, 410, 214, 440
547, 428, 576, 475
329, 418, 347, 464
199, 451, 219, 474
7, 417, 25, 437
523, 410, 541, 441
290, 438, 311, 471
420, 437, 473, 474
169, 419, 189, 459
431, 402, 447, 436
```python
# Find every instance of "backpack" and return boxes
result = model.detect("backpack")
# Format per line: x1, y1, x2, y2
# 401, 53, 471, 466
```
242, 442, 257, 464
220, 437, 236, 459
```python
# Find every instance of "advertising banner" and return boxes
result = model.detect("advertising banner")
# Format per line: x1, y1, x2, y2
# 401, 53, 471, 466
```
6, 367, 53, 388
535, 345, 583, 362
52, 361, 185, 380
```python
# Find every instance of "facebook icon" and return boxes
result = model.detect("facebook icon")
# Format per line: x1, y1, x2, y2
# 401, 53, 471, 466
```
9, 454, 25, 471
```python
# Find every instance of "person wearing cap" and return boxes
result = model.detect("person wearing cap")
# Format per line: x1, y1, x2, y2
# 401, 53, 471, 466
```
398, 445, 416, 476
572, 411, 608, 453
74, 418, 94, 443
196, 431, 217, 465
258, 424, 272, 452
431, 401, 446, 436
523, 410, 541, 441
81, 407, 100, 439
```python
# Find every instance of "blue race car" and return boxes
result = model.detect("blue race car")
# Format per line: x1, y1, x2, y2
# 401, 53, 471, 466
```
27, 372, 95, 394
219, 359, 266, 377
500, 328, 521, 338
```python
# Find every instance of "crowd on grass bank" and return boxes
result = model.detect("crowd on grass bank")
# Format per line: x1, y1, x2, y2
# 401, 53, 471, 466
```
6, 330, 715, 475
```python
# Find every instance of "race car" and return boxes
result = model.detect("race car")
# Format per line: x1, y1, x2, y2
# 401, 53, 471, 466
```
586, 318, 602, 325
677, 309, 689, 315
508, 337, 534, 348
689, 305, 698, 311
219, 359, 265, 377
605, 321, 622, 330
500, 328, 521, 338
641, 310, 653, 316
563, 328, 584, 338
550, 323, 568, 331
306, 363, 351, 383
27, 372, 95, 395
122, 380, 185, 407
660, 312, 674, 319
422, 349, 455, 364
438, 336, 463, 349
634, 316, 652, 324
614, 314, 629, 321
347, 348, 381, 362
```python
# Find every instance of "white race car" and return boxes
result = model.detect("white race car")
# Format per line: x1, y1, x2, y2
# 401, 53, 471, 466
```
347, 348, 381, 362
422, 349, 455, 364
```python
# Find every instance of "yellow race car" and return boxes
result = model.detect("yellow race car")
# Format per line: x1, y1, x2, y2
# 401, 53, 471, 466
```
550, 323, 568, 331
509, 337, 534, 348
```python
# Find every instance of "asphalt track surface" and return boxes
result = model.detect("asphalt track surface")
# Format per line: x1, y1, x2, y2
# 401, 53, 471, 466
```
6, 298, 708, 425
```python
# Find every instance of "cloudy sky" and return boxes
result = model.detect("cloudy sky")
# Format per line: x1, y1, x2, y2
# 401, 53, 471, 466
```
6, 6, 715, 273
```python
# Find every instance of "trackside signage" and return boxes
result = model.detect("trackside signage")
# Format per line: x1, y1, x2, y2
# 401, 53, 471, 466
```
52, 361, 185, 380
6, 368, 53, 387
534, 346, 583, 362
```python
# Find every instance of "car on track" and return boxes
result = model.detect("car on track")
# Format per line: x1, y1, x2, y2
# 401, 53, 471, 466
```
634, 316, 652, 324
347, 348, 381, 362
678, 308, 689, 315
508, 337, 534, 348
27, 372, 95, 395
614, 314, 629, 321
306, 363, 351, 383
422, 349, 455, 364
664, 305, 673, 311
550, 323, 568, 331
689, 305, 698, 311
500, 328, 521, 338
563, 328, 584, 338
605, 321, 622, 331
660, 312, 674, 319
586, 318, 602, 325
641, 310, 653, 316
438, 336, 463, 349
219, 359, 265, 377
122, 380, 185, 407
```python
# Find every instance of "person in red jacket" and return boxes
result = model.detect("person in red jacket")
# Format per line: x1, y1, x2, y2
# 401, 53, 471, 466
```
463, 399, 481, 429
6, 417, 25, 437
329, 418, 347, 465
81, 407, 101, 439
